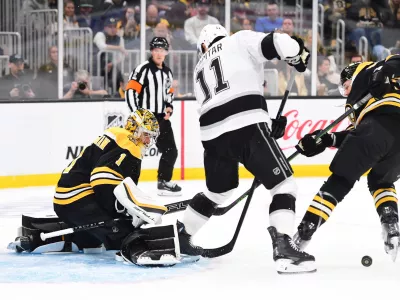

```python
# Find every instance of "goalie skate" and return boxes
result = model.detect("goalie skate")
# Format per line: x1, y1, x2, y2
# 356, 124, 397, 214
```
268, 226, 316, 274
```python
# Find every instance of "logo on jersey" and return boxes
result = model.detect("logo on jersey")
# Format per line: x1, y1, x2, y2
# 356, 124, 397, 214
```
345, 104, 356, 126
105, 113, 125, 129
165, 77, 171, 90
273, 167, 281, 175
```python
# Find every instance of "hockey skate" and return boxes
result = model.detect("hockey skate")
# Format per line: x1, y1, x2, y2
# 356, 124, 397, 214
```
268, 226, 316, 274
293, 220, 318, 251
157, 180, 182, 196
380, 207, 400, 262
176, 220, 203, 262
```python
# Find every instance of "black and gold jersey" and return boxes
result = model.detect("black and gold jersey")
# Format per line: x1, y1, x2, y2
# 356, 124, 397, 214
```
54, 127, 144, 206
346, 55, 400, 126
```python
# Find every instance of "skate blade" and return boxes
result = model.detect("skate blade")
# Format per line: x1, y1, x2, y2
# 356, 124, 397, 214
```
136, 254, 180, 267
388, 237, 399, 262
157, 190, 182, 197
7, 241, 21, 251
180, 254, 201, 263
275, 259, 317, 274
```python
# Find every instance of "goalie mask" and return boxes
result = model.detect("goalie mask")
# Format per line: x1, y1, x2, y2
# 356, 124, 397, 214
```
339, 62, 361, 97
197, 24, 228, 58
125, 108, 159, 149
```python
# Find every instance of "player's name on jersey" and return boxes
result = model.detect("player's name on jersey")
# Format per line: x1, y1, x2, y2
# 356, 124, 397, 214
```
198, 43, 223, 65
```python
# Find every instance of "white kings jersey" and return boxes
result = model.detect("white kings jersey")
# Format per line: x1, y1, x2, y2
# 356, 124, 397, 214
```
194, 30, 272, 141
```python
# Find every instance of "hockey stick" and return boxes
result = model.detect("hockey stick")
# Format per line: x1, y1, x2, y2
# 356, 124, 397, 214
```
40, 201, 190, 241
202, 68, 297, 258
165, 70, 298, 217
287, 92, 372, 162
40, 217, 129, 241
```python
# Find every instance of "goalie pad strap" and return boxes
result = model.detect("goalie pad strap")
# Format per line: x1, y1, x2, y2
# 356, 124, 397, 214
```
120, 224, 181, 266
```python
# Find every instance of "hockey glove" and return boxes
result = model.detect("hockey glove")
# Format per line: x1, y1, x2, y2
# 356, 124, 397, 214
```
271, 116, 287, 139
369, 68, 392, 99
295, 130, 335, 157
284, 36, 310, 73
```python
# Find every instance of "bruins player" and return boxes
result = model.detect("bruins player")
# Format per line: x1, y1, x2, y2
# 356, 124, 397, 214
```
294, 56, 400, 261
53, 108, 167, 251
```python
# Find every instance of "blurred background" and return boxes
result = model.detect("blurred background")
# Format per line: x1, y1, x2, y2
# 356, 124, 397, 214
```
0, 0, 398, 100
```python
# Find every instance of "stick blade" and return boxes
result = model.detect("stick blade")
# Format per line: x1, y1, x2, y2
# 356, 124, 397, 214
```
201, 242, 234, 258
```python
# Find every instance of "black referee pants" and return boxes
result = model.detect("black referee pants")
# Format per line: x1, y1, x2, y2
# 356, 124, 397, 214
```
156, 116, 178, 182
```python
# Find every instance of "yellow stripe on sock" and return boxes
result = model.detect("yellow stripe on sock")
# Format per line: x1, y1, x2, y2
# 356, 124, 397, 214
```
375, 196, 398, 209
373, 188, 397, 199
314, 195, 335, 210
307, 206, 329, 221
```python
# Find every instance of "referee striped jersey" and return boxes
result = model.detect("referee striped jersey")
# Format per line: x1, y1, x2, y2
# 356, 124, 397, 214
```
125, 58, 174, 114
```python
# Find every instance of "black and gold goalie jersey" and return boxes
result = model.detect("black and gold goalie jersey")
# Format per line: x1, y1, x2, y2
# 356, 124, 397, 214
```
347, 55, 400, 126
54, 127, 143, 209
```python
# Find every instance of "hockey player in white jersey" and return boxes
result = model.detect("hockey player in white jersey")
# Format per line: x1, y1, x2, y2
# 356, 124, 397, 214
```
178, 25, 315, 274
122, 25, 315, 273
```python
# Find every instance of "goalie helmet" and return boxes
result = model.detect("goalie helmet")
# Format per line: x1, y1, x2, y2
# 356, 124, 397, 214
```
197, 24, 228, 57
125, 108, 160, 148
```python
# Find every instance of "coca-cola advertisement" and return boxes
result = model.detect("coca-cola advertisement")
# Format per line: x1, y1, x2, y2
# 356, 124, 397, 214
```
182, 99, 350, 171
272, 100, 350, 166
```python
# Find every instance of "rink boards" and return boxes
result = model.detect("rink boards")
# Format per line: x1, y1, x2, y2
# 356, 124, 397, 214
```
0, 98, 349, 188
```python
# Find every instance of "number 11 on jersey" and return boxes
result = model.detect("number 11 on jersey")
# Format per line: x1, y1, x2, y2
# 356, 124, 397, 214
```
196, 56, 230, 104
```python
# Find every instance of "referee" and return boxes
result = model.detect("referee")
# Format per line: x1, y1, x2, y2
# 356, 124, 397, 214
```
125, 37, 182, 196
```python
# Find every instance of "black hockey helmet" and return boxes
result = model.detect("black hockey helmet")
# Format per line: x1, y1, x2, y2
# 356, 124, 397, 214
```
340, 62, 361, 86
149, 37, 169, 51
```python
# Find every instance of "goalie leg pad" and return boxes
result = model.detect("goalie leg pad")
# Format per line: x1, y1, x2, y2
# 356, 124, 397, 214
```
114, 177, 167, 227
120, 224, 182, 267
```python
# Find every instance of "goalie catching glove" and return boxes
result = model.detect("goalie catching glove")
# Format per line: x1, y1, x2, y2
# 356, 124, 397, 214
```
295, 130, 335, 157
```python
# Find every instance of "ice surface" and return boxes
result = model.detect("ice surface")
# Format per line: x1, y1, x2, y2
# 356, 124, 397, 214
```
0, 178, 399, 299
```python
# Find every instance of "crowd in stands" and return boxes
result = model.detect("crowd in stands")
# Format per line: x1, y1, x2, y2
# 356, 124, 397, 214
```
1, 0, 400, 99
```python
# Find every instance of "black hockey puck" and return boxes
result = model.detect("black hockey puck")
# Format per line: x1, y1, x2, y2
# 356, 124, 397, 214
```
361, 255, 372, 267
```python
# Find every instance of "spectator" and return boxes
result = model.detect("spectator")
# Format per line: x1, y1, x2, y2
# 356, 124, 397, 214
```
0, 54, 35, 99
346, 1, 384, 53
281, 18, 294, 36
163, 0, 194, 30
119, 6, 139, 42
277, 63, 308, 96
146, 4, 160, 29
64, 0, 79, 29
102, 0, 126, 22
150, 0, 171, 14
255, 2, 283, 33
304, 29, 325, 56
184, 0, 219, 45
209, 0, 225, 24
350, 54, 364, 63
93, 17, 126, 93
316, 56, 340, 96
231, 5, 247, 34
63, 70, 108, 99
36, 46, 74, 98
242, 18, 253, 30
77, 0, 102, 34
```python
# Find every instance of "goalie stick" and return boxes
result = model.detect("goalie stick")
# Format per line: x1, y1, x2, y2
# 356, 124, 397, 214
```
202, 92, 374, 258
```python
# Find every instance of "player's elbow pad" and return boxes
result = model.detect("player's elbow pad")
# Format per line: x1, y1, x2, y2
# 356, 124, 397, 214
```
261, 32, 300, 61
